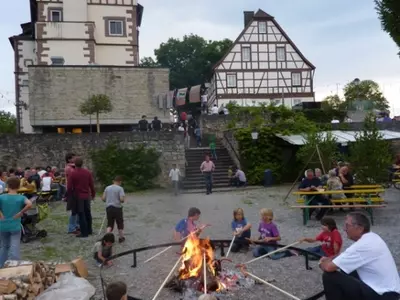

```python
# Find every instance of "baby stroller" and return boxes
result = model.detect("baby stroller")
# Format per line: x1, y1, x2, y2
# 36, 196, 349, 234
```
21, 196, 49, 243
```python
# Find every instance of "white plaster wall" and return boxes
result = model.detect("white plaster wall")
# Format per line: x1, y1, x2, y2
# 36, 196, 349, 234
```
43, 22, 89, 39
88, 5, 131, 44
64, 0, 87, 21
88, 0, 136, 5
19, 41, 36, 71
96, 45, 129, 65
40, 1, 63, 21
20, 86, 33, 134
41, 40, 88, 64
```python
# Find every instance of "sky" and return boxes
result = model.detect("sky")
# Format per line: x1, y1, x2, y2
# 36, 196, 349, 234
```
1, 0, 399, 115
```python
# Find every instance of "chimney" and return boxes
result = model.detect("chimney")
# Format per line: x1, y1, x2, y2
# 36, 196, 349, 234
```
243, 11, 254, 28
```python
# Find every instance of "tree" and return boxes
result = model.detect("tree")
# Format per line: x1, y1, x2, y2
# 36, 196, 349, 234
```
139, 57, 159, 67
349, 113, 392, 184
79, 94, 112, 133
321, 95, 343, 110
343, 79, 389, 111
0, 111, 17, 133
375, 0, 400, 56
296, 131, 340, 173
142, 34, 232, 89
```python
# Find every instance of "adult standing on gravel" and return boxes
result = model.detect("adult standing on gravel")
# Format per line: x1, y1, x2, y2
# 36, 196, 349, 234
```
319, 212, 400, 300
200, 155, 215, 195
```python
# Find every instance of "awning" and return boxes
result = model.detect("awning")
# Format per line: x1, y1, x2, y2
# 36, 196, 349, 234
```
276, 130, 400, 146
189, 85, 201, 103
176, 88, 187, 106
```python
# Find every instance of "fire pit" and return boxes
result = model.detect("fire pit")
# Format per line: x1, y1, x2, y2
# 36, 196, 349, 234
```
164, 235, 255, 298
99, 238, 325, 300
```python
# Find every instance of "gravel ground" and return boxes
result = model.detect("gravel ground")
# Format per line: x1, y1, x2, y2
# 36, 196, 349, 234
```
20, 185, 400, 300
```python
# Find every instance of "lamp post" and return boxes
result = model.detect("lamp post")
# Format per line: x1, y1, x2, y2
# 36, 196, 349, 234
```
251, 129, 259, 141
352, 78, 361, 111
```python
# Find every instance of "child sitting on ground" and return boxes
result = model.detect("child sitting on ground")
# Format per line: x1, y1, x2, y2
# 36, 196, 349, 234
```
300, 217, 342, 259
102, 176, 126, 243
174, 207, 209, 241
230, 208, 252, 253
251, 208, 294, 260
106, 281, 142, 300
93, 233, 115, 267
326, 169, 346, 199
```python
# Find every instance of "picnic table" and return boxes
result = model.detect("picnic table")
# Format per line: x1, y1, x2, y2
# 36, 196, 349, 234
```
292, 186, 386, 225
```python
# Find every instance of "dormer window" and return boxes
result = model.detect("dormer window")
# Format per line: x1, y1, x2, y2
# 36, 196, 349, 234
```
49, 9, 62, 22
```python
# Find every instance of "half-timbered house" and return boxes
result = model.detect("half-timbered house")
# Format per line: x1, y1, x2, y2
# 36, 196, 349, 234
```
208, 9, 315, 109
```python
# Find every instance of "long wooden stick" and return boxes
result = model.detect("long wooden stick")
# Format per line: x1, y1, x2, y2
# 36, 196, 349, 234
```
203, 253, 207, 294
151, 256, 182, 300
144, 226, 210, 263
245, 271, 301, 300
225, 235, 236, 258
243, 241, 301, 265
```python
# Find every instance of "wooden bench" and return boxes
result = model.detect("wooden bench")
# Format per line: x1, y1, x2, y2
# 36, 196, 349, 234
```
292, 189, 386, 225
296, 197, 385, 204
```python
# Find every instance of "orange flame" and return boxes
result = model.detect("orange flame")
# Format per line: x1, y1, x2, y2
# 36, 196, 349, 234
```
178, 234, 215, 280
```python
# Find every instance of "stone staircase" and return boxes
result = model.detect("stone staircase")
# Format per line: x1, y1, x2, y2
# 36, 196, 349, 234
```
183, 145, 236, 190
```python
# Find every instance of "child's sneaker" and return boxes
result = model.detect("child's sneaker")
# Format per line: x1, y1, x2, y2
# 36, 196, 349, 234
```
119, 237, 125, 243
97, 262, 102, 268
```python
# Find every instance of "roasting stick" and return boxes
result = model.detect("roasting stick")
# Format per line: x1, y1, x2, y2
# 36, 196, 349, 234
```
144, 225, 211, 263
242, 241, 301, 265
203, 253, 207, 294
151, 256, 183, 300
245, 271, 301, 300
225, 235, 236, 258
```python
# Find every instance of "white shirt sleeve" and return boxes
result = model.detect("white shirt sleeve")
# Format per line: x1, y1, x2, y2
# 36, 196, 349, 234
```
169, 170, 173, 177
333, 243, 367, 274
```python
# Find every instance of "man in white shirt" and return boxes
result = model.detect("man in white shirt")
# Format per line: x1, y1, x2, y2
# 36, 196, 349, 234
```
169, 164, 181, 196
211, 104, 219, 115
319, 212, 400, 300
234, 168, 247, 187
201, 94, 208, 113
41, 174, 52, 192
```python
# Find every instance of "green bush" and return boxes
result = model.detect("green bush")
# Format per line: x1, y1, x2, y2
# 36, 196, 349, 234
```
234, 113, 318, 184
90, 141, 161, 192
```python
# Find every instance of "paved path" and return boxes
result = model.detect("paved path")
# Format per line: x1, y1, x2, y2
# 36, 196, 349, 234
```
21, 185, 400, 299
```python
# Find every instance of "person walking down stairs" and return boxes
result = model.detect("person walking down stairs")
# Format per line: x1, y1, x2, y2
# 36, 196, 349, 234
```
209, 140, 217, 160
200, 155, 215, 195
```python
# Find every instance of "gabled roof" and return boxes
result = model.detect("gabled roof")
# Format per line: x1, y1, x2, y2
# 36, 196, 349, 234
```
253, 9, 274, 19
213, 9, 315, 70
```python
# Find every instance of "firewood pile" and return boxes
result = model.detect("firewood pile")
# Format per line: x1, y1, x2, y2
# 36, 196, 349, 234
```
0, 258, 88, 300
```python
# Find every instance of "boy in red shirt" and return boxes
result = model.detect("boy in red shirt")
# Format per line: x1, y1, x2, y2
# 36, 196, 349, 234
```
300, 217, 342, 258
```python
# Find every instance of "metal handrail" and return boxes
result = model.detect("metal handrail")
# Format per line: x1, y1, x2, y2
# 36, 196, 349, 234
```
222, 131, 241, 168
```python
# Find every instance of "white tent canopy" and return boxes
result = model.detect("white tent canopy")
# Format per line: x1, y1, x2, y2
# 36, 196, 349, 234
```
276, 130, 400, 146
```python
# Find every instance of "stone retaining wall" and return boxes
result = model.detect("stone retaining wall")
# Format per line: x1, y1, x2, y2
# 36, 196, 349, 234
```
0, 132, 185, 187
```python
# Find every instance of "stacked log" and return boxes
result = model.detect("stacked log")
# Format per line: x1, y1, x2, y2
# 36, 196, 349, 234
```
0, 258, 87, 300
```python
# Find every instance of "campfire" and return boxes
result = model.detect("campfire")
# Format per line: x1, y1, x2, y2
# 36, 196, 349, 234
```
165, 234, 255, 298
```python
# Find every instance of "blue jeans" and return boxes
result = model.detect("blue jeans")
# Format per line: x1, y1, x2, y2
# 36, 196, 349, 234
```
252, 244, 290, 260
0, 231, 21, 268
204, 172, 213, 194
68, 213, 79, 233
306, 245, 327, 259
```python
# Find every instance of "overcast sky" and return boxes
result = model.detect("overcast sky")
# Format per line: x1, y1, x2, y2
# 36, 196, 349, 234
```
1, 0, 399, 115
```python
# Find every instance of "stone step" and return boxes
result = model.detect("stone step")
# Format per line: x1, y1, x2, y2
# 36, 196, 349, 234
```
182, 182, 231, 189
184, 174, 230, 182
185, 169, 229, 175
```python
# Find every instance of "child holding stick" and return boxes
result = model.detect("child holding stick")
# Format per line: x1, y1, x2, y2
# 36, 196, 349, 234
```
230, 208, 252, 253
93, 233, 115, 267
300, 217, 342, 258
251, 208, 294, 260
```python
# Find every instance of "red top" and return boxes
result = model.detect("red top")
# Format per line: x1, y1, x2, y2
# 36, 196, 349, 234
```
67, 167, 95, 200
316, 229, 342, 257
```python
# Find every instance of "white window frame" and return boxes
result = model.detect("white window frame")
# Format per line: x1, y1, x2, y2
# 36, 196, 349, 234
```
242, 47, 251, 62
293, 99, 302, 106
108, 20, 124, 36
50, 10, 62, 22
226, 74, 237, 88
258, 21, 267, 34
292, 73, 302, 87
277, 47, 286, 61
